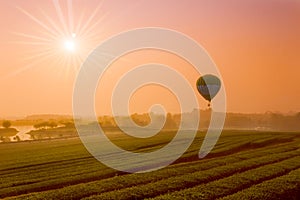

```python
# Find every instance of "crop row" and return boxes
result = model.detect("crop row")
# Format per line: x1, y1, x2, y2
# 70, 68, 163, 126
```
0, 139, 89, 170
150, 156, 300, 200
0, 157, 103, 188
220, 168, 300, 200
7, 139, 299, 199
82, 151, 300, 199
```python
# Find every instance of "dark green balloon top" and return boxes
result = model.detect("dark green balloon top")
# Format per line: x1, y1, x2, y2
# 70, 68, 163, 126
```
196, 74, 221, 101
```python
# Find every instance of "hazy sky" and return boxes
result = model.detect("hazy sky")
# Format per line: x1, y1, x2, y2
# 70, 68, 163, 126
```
0, 0, 299, 117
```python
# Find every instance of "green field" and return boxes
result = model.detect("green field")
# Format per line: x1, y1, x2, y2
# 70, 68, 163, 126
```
0, 130, 299, 199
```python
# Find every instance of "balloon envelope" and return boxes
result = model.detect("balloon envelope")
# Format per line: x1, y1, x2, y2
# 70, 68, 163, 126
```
196, 74, 221, 101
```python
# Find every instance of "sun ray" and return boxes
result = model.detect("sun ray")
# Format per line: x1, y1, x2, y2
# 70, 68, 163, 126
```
74, 8, 86, 35
67, 0, 74, 33
9, 41, 52, 46
13, 0, 115, 78
55, 55, 69, 78
50, 53, 76, 80
36, 29, 61, 42
52, 0, 69, 35
64, 56, 73, 76
74, 55, 84, 68
12, 32, 53, 42
39, 9, 66, 37
94, 0, 142, 32
77, 1, 105, 36
80, 12, 109, 40
81, 28, 105, 41
16, 7, 59, 38
78, 1, 142, 49
9, 52, 60, 77
24, 48, 57, 61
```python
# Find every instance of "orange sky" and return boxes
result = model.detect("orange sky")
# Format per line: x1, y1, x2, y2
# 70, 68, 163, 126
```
0, 0, 300, 117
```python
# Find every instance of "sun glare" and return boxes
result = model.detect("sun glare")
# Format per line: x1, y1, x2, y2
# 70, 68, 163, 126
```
64, 33, 77, 52
64, 39, 75, 52
13, 1, 108, 76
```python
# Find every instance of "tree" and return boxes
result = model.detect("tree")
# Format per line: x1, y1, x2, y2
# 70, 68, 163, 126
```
2, 120, 11, 129
164, 113, 177, 129
34, 121, 58, 129
48, 122, 58, 128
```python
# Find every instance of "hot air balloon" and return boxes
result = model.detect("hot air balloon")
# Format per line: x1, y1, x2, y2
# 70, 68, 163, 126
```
196, 74, 221, 107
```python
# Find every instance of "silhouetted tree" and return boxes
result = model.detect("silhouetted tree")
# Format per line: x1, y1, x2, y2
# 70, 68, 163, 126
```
14, 136, 21, 142
2, 120, 11, 129
48, 122, 58, 128
61, 121, 75, 128
129, 113, 151, 127
34, 121, 58, 129
164, 113, 177, 129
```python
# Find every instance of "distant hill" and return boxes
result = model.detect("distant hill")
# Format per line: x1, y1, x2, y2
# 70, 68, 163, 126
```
24, 114, 73, 121
98, 109, 300, 132
1, 111, 299, 131
0, 115, 74, 126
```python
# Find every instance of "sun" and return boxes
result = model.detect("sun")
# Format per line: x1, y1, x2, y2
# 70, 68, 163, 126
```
64, 33, 76, 52
64, 39, 75, 52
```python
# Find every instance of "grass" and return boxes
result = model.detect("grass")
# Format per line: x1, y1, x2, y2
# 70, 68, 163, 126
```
0, 130, 299, 199
0, 128, 18, 137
